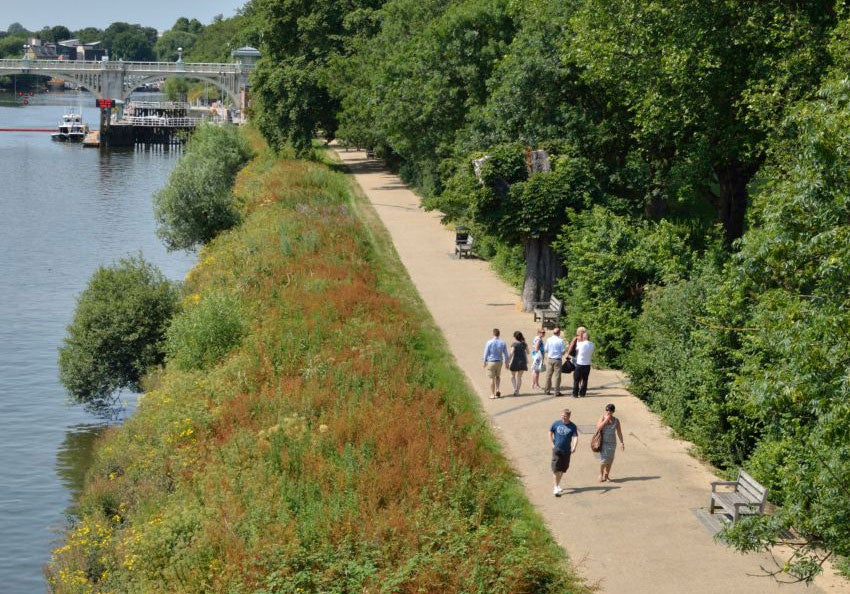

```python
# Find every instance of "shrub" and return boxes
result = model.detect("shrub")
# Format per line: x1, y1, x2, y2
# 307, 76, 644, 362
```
58, 255, 179, 405
165, 291, 245, 370
554, 206, 695, 365
153, 124, 254, 251
623, 261, 754, 468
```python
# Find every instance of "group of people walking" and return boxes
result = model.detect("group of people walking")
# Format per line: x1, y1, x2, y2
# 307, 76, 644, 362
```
482, 325, 625, 496
482, 326, 595, 399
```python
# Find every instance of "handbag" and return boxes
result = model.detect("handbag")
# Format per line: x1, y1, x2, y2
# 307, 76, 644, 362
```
562, 357, 575, 374
590, 427, 604, 452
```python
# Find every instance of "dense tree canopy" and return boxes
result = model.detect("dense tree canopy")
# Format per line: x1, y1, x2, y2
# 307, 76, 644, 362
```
101, 22, 157, 61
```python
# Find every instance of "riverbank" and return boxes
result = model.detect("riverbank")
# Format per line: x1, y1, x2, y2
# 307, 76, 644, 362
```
46, 144, 589, 592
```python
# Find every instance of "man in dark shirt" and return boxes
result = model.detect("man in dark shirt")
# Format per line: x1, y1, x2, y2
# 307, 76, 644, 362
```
549, 408, 579, 496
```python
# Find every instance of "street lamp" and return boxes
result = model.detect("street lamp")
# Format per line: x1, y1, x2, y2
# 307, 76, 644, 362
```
177, 47, 183, 63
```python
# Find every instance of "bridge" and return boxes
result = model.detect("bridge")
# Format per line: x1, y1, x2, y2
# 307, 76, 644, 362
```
0, 47, 258, 110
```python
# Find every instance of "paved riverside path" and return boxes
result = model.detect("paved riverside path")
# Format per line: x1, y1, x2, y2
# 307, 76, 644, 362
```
335, 150, 842, 594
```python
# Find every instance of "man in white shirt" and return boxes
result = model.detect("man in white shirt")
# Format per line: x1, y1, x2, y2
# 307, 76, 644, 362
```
544, 327, 566, 396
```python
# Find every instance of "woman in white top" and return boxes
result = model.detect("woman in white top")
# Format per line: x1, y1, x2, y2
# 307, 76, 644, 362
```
530, 329, 546, 390
571, 329, 595, 397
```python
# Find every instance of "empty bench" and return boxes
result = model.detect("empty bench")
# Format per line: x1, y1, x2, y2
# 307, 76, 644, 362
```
709, 469, 768, 523
532, 295, 562, 329
455, 228, 474, 259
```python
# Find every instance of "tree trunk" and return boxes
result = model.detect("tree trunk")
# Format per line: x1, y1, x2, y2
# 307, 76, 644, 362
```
521, 238, 564, 312
714, 161, 755, 242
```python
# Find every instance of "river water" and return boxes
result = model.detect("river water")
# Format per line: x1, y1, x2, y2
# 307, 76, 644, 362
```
0, 92, 194, 593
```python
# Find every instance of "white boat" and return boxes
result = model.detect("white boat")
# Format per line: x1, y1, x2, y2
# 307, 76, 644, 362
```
51, 110, 89, 142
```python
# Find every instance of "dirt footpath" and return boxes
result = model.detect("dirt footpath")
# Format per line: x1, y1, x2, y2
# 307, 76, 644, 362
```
336, 149, 843, 594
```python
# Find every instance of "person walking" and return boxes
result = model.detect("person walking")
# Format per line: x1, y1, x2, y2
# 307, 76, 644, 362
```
530, 329, 546, 390
595, 403, 624, 482
572, 328, 595, 398
549, 408, 579, 496
482, 328, 510, 399
544, 327, 566, 396
508, 331, 530, 396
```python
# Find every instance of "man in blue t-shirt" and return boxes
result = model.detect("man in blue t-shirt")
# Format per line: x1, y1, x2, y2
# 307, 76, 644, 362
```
549, 408, 579, 496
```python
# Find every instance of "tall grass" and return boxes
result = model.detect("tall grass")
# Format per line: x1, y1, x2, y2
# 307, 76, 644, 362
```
47, 142, 589, 593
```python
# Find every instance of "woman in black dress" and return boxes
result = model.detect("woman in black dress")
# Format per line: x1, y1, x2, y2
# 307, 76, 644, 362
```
508, 331, 530, 396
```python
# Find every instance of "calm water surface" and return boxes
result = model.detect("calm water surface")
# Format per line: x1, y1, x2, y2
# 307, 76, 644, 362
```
0, 92, 194, 592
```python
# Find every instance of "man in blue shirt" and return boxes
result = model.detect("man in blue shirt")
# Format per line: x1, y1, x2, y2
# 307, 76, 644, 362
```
482, 328, 510, 399
549, 408, 579, 496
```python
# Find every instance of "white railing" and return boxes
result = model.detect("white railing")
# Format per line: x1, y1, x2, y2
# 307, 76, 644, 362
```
0, 58, 242, 75
120, 116, 207, 127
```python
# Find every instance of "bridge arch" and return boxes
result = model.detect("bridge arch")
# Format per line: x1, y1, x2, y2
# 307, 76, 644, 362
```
16, 68, 102, 98
121, 74, 240, 106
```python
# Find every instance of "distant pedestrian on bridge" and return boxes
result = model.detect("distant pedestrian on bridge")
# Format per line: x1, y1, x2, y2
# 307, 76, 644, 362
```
482, 328, 510, 399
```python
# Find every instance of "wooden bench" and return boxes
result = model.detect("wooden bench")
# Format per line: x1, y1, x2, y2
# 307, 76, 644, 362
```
709, 469, 768, 523
532, 295, 562, 328
455, 229, 474, 259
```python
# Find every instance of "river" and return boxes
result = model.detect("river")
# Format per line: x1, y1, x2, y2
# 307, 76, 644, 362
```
0, 92, 194, 593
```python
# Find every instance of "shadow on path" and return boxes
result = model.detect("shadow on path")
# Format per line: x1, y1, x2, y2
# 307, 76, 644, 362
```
568, 485, 621, 495
607, 475, 661, 484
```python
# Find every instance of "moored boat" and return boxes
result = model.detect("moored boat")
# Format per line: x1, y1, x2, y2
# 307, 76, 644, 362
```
51, 110, 89, 142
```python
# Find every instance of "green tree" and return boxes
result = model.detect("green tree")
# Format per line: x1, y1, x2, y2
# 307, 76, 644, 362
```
334, 0, 514, 188
431, 143, 599, 306
58, 255, 179, 405
102, 22, 157, 61
6, 23, 27, 36
172, 17, 204, 35
0, 34, 27, 58
554, 207, 695, 365
161, 77, 189, 101
716, 75, 850, 581
73, 27, 102, 44
186, 14, 253, 63
155, 29, 197, 62
40, 25, 71, 43
250, 0, 385, 154
153, 124, 253, 251
568, 0, 836, 241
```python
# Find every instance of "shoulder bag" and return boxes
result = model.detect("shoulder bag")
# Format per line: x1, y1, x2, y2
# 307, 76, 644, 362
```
590, 427, 604, 452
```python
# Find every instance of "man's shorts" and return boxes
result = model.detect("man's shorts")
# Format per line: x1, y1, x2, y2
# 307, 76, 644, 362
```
485, 361, 503, 379
551, 449, 571, 473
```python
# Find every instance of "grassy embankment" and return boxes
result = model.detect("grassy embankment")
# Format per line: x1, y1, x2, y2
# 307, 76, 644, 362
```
47, 140, 590, 593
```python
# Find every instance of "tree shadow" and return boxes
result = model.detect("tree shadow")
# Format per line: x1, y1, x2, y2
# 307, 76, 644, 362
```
329, 160, 385, 175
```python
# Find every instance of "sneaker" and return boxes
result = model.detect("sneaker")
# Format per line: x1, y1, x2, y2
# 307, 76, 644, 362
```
553, 486, 563, 497
495, 391, 501, 398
